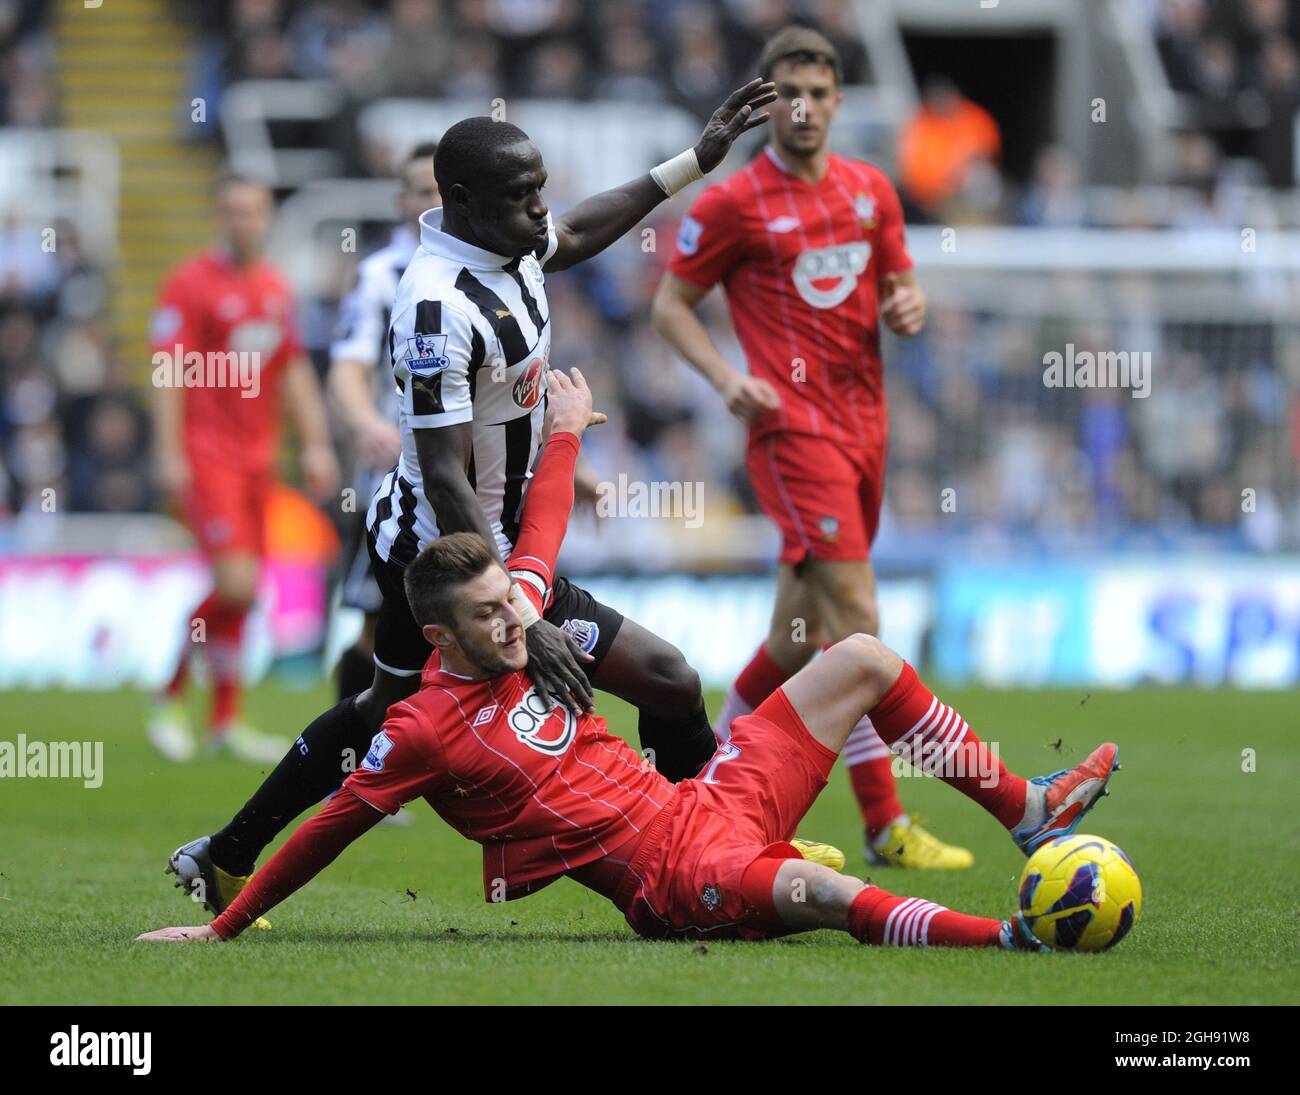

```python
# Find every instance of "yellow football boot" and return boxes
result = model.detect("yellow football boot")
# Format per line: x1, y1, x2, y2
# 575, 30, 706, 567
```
790, 837, 846, 872
867, 816, 973, 870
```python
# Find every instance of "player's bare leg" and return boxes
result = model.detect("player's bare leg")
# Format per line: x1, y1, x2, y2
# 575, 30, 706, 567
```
586, 617, 717, 782
803, 558, 973, 869
767, 858, 1039, 949
780, 634, 1117, 857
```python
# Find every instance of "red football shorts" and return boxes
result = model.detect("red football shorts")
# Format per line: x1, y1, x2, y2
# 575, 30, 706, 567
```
614, 688, 838, 940
183, 461, 272, 557
746, 430, 886, 566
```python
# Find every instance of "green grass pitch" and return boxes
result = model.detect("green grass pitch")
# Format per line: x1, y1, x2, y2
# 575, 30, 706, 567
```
1, 682, 1295, 1005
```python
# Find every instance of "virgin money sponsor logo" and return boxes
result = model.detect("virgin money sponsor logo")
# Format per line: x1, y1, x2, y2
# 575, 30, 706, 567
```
513, 358, 546, 408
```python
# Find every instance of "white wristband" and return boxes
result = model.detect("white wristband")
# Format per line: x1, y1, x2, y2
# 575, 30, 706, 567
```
650, 148, 704, 197
509, 582, 541, 628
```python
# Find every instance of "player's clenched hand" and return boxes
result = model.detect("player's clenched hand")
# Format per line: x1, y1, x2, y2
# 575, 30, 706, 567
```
300, 441, 340, 502
694, 79, 778, 174
880, 274, 926, 338
135, 924, 221, 943
525, 617, 595, 716
720, 371, 781, 426
545, 367, 607, 438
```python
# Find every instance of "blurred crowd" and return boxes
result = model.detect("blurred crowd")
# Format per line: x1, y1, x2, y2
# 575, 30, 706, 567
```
1149, 0, 1300, 188
0, 215, 148, 521
182, 0, 868, 133
2, 0, 1298, 554
0, 0, 57, 128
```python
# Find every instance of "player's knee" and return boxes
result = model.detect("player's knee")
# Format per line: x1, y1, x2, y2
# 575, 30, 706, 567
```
835, 633, 899, 694
643, 646, 703, 716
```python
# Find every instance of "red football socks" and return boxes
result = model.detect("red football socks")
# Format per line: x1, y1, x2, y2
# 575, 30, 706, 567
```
868, 662, 1027, 829
848, 885, 1001, 947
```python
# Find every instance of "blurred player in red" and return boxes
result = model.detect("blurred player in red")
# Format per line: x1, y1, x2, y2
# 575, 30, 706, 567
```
652, 27, 971, 869
148, 175, 338, 763
137, 369, 1118, 950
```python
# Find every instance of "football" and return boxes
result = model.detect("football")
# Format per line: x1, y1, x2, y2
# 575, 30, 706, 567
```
1018, 834, 1142, 951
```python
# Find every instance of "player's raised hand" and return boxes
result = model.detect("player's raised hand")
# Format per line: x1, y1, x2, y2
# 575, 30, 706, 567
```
545, 367, 607, 438
880, 273, 927, 338
136, 924, 221, 943
720, 370, 781, 426
694, 79, 778, 174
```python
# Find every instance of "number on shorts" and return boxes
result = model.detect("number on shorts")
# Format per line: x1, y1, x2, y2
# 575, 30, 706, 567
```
700, 741, 742, 784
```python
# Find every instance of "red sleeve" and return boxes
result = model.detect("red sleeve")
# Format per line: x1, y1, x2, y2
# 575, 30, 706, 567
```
667, 183, 744, 290
210, 788, 383, 940
507, 431, 580, 613
342, 703, 445, 815
872, 170, 912, 279
150, 266, 202, 354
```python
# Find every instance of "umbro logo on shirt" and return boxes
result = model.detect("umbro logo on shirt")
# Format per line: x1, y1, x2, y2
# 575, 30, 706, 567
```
765, 216, 801, 234
473, 705, 499, 727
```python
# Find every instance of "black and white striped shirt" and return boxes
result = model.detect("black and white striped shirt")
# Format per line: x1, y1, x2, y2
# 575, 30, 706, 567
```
330, 225, 419, 425
368, 207, 558, 567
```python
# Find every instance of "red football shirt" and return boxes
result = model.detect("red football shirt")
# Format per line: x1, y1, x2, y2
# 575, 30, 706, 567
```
150, 249, 302, 472
342, 432, 676, 901
668, 147, 912, 447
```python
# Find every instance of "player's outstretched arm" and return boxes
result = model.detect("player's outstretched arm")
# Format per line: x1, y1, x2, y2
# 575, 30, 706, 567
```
136, 789, 385, 943
544, 79, 776, 273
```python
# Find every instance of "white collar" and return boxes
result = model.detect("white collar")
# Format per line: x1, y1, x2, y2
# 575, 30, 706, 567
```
418, 207, 514, 271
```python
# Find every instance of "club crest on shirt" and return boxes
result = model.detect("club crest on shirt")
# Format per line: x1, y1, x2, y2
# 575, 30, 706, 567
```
854, 192, 878, 229
792, 241, 872, 309
700, 883, 722, 911
406, 333, 450, 373
560, 618, 599, 654
676, 215, 703, 256
507, 688, 577, 756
